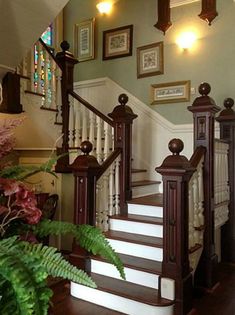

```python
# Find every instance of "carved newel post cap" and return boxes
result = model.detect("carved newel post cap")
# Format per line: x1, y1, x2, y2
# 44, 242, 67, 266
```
118, 94, 129, 106
198, 82, 211, 96
80, 141, 92, 155
168, 138, 184, 155
60, 40, 70, 52
156, 138, 194, 172
217, 97, 235, 121
108, 94, 138, 121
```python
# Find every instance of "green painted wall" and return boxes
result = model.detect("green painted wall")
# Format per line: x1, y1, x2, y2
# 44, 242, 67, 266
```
64, 0, 235, 124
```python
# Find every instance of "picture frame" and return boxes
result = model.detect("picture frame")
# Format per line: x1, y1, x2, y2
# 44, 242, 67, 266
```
151, 81, 191, 105
74, 18, 95, 62
137, 42, 164, 78
103, 24, 133, 60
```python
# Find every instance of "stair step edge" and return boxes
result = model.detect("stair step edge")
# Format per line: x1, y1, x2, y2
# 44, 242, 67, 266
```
132, 180, 161, 187
91, 253, 162, 275
109, 214, 163, 225
88, 273, 174, 307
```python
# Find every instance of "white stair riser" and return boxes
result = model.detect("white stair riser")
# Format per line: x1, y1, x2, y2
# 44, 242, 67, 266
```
91, 259, 159, 289
132, 185, 159, 198
107, 238, 163, 261
128, 203, 163, 218
71, 282, 173, 315
131, 172, 147, 182
109, 219, 163, 238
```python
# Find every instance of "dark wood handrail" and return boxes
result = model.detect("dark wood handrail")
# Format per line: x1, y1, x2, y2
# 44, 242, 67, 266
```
97, 148, 122, 180
214, 138, 229, 144
190, 146, 206, 168
69, 90, 114, 127
39, 38, 62, 70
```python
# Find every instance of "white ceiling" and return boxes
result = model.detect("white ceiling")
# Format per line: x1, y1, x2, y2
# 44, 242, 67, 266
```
0, 0, 69, 81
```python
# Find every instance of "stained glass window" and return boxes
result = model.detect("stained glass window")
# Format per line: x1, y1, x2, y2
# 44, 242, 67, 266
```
41, 25, 53, 46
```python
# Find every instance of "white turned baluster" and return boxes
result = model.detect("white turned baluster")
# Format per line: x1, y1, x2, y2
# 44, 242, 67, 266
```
109, 163, 115, 216
36, 42, 42, 95
56, 67, 62, 124
74, 100, 81, 148
114, 156, 120, 215
82, 106, 88, 141
96, 116, 103, 163
104, 122, 110, 160
89, 112, 95, 155
50, 59, 56, 110
96, 182, 102, 229
103, 172, 109, 231
31, 46, 36, 92
188, 182, 194, 249
43, 47, 50, 108
68, 95, 75, 149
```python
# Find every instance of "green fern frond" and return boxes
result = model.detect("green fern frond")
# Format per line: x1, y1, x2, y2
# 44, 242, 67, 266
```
21, 242, 96, 288
32, 220, 125, 280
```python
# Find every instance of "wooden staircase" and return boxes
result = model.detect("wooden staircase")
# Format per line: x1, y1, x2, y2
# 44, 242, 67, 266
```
71, 193, 175, 315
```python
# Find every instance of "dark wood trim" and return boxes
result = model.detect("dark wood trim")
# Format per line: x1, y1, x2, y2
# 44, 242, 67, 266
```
108, 94, 138, 214
199, 0, 218, 25
189, 146, 206, 168
156, 138, 194, 315
216, 98, 235, 262
69, 90, 114, 127
154, 0, 172, 34
97, 148, 122, 179
40, 106, 58, 112
25, 90, 45, 97
188, 82, 220, 289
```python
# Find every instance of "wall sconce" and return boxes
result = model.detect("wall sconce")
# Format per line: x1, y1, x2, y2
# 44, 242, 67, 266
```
176, 32, 197, 50
96, 1, 113, 14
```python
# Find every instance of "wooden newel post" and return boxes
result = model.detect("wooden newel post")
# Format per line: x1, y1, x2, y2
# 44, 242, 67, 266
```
216, 98, 235, 262
108, 94, 137, 214
69, 141, 101, 271
55, 41, 78, 172
156, 139, 194, 315
188, 82, 220, 288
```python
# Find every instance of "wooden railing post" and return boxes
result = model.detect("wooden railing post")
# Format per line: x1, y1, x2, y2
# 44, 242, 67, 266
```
216, 98, 235, 262
188, 82, 220, 288
69, 141, 101, 271
156, 139, 195, 315
55, 41, 78, 172
108, 94, 137, 214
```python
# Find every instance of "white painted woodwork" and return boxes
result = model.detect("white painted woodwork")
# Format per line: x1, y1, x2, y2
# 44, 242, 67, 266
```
132, 183, 160, 198
91, 259, 159, 289
71, 282, 174, 315
128, 203, 163, 218
96, 155, 121, 231
107, 238, 163, 261
161, 278, 175, 301
109, 218, 163, 238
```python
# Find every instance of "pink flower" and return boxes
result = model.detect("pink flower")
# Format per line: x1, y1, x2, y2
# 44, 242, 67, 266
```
0, 178, 21, 196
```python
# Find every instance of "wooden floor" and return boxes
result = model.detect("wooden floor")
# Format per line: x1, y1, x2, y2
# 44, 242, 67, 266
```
50, 263, 235, 315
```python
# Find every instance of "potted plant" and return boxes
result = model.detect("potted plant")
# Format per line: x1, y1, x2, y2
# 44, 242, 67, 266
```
0, 118, 125, 315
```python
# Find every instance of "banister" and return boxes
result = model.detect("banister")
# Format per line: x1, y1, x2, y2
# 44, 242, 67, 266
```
190, 146, 206, 168
69, 90, 114, 127
97, 148, 122, 180
39, 38, 62, 70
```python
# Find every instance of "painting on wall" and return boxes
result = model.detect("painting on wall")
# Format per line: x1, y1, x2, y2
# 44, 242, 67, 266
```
74, 18, 95, 62
103, 25, 133, 60
151, 80, 191, 104
137, 42, 164, 78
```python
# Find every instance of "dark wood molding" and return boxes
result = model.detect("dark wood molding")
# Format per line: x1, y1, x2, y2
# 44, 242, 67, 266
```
108, 94, 138, 214
199, 0, 218, 25
188, 82, 220, 288
55, 41, 78, 172
70, 141, 101, 271
154, 0, 172, 34
156, 138, 194, 315
0, 72, 23, 114
216, 98, 235, 262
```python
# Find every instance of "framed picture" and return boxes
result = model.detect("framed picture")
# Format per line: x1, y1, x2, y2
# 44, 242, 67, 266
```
103, 24, 133, 60
74, 18, 95, 62
137, 42, 164, 78
151, 81, 191, 104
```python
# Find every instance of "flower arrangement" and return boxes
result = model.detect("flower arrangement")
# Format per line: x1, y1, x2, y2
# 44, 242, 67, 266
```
0, 118, 125, 315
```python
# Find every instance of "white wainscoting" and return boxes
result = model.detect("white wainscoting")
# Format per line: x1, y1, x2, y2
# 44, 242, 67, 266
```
74, 77, 194, 183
